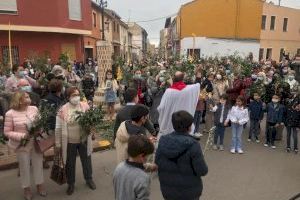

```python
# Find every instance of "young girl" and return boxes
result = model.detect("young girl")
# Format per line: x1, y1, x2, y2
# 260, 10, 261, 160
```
226, 96, 249, 154
212, 94, 231, 151
103, 70, 119, 121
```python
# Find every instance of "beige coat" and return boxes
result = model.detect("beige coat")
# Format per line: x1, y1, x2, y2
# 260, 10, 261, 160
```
55, 102, 93, 164
115, 122, 130, 164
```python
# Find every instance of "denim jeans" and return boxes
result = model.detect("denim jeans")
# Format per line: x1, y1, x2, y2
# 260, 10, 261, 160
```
249, 119, 260, 139
214, 125, 226, 145
231, 123, 244, 150
286, 127, 298, 150
194, 111, 203, 133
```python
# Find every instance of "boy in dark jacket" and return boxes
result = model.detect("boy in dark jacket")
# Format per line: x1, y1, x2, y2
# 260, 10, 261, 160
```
264, 94, 285, 149
285, 102, 300, 153
248, 93, 264, 143
155, 111, 208, 200
212, 94, 231, 151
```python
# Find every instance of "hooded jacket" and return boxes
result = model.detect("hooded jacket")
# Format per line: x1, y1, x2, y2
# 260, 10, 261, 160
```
115, 121, 146, 164
155, 132, 208, 200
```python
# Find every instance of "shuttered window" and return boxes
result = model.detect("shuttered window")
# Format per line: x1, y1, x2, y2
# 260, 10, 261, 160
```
0, 0, 17, 14
68, 0, 82, 21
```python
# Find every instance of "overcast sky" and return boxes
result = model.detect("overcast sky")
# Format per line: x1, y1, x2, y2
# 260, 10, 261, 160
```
108, 0, 300, 46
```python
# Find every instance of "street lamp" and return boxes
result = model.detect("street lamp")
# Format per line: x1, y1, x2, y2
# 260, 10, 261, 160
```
96, 0, 107, 41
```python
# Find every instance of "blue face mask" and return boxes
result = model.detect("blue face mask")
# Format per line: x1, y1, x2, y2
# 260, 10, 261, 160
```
20, 86, 32, 93
225, 70, 231, 75
18, 71, 25, 78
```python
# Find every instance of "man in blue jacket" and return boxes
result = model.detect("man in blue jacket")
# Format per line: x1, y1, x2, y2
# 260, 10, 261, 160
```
155, 111, 208, 200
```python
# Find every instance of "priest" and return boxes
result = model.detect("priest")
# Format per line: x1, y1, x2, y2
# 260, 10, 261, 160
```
157, 71, 201, 139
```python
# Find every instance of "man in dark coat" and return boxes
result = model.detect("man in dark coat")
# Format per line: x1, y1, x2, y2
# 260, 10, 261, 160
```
155, 111, 208, 200
113, 88, 156, 140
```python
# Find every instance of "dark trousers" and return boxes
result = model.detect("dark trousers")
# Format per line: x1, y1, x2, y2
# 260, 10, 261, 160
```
286, 127, 298, 150
214, 124, 225, 145
249, 119, 260, 139
265, 122, 277, 145
66, 143, 93, 185
194, 111, 203, 133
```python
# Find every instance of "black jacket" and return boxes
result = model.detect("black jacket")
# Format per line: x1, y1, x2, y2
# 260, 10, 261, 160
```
155, 132, 208, 200
248, 100, 264, 120
42, 93, 65, 130
113, 104, 155, 139
285, 108, 300, 128
214, 103, 231, 125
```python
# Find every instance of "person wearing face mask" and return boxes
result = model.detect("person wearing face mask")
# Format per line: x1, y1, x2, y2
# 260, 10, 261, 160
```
17, 79, 40, 107
102, 70, 119, 121
226, 73, 244, 106
4, 91, 46, 200
5, 65, 38, 92
264, 94, 285, 149
213, 72, 229, 102
129, 70, 148, 104
286, 71, 299, 95
55, 87, 96, 195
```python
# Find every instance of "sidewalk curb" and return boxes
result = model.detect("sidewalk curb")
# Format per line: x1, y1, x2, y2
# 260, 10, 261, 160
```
0, 142, 112, 171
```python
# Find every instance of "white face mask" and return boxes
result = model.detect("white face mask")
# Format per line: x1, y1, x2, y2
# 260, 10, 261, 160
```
70, 96, 80, 105
272, 99, 279, 103
216, 74, 222, 80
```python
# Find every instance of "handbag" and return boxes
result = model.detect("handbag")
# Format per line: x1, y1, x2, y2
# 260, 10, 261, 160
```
50, 150, 67, 185
34, 132, 55, 153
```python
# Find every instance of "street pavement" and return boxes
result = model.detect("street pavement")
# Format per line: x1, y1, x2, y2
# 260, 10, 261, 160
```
0, 124, 300, 200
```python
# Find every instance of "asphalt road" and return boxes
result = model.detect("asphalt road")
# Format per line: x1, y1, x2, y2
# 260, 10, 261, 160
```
0, 124, 300, 200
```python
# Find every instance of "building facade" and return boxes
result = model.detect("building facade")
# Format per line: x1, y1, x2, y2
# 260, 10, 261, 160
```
0, 0, 92, 64
128, 22, 148, 61
173, 0, 300, 62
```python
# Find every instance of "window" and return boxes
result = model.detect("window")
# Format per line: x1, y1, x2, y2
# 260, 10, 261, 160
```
261, 15, 266, 30
1, 46, 19, 65
259, 48, 264, 61
68, 0, 82, 21
283, 18, 288, 32
113, 22, 116, 32
0, 0, 17, 14
117, 24, 119, 33
297, 48, 300, 55
266, 48, 272, 60
270, 16, 276, 30
280, 48, 284, 61
92, 12, 97, 28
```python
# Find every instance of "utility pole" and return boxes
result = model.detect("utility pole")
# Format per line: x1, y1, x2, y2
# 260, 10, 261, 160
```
97, 0, 107, 41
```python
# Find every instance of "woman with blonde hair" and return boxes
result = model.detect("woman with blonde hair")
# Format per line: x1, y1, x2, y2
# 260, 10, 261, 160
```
4, 91, 46, 200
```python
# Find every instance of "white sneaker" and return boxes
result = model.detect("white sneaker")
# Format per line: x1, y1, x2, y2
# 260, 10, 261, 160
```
264, 143, 269, 147
219, 145, 224, 151
247, 139, 251, 142
230, 149, 236, 154
212, 145, 218, 150
237, 149, 244, 154
271, 145, 276, 149
256, 139, 260, 143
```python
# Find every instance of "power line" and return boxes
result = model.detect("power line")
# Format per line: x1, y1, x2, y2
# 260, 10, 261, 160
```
131, 13, 177, 23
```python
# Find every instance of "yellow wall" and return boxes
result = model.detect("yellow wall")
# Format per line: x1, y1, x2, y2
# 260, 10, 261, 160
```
260, 3, 300, 61
179, 0, 263, 40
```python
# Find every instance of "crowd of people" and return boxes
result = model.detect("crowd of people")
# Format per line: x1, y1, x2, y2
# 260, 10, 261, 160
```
0, 54, 300, 200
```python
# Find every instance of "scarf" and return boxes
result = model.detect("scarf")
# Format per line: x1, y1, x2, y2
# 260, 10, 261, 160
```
170, 81, 186, 91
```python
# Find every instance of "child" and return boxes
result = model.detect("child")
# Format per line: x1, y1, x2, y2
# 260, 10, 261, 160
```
285, 101, 300, 153
113, 135, 155, 200
226, 96, 249, 154
248, 93, 264, 143
115, 104, 150, 163
212, 94, 231, 151
264, 94, 284, 149
103, 70, 119, 121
